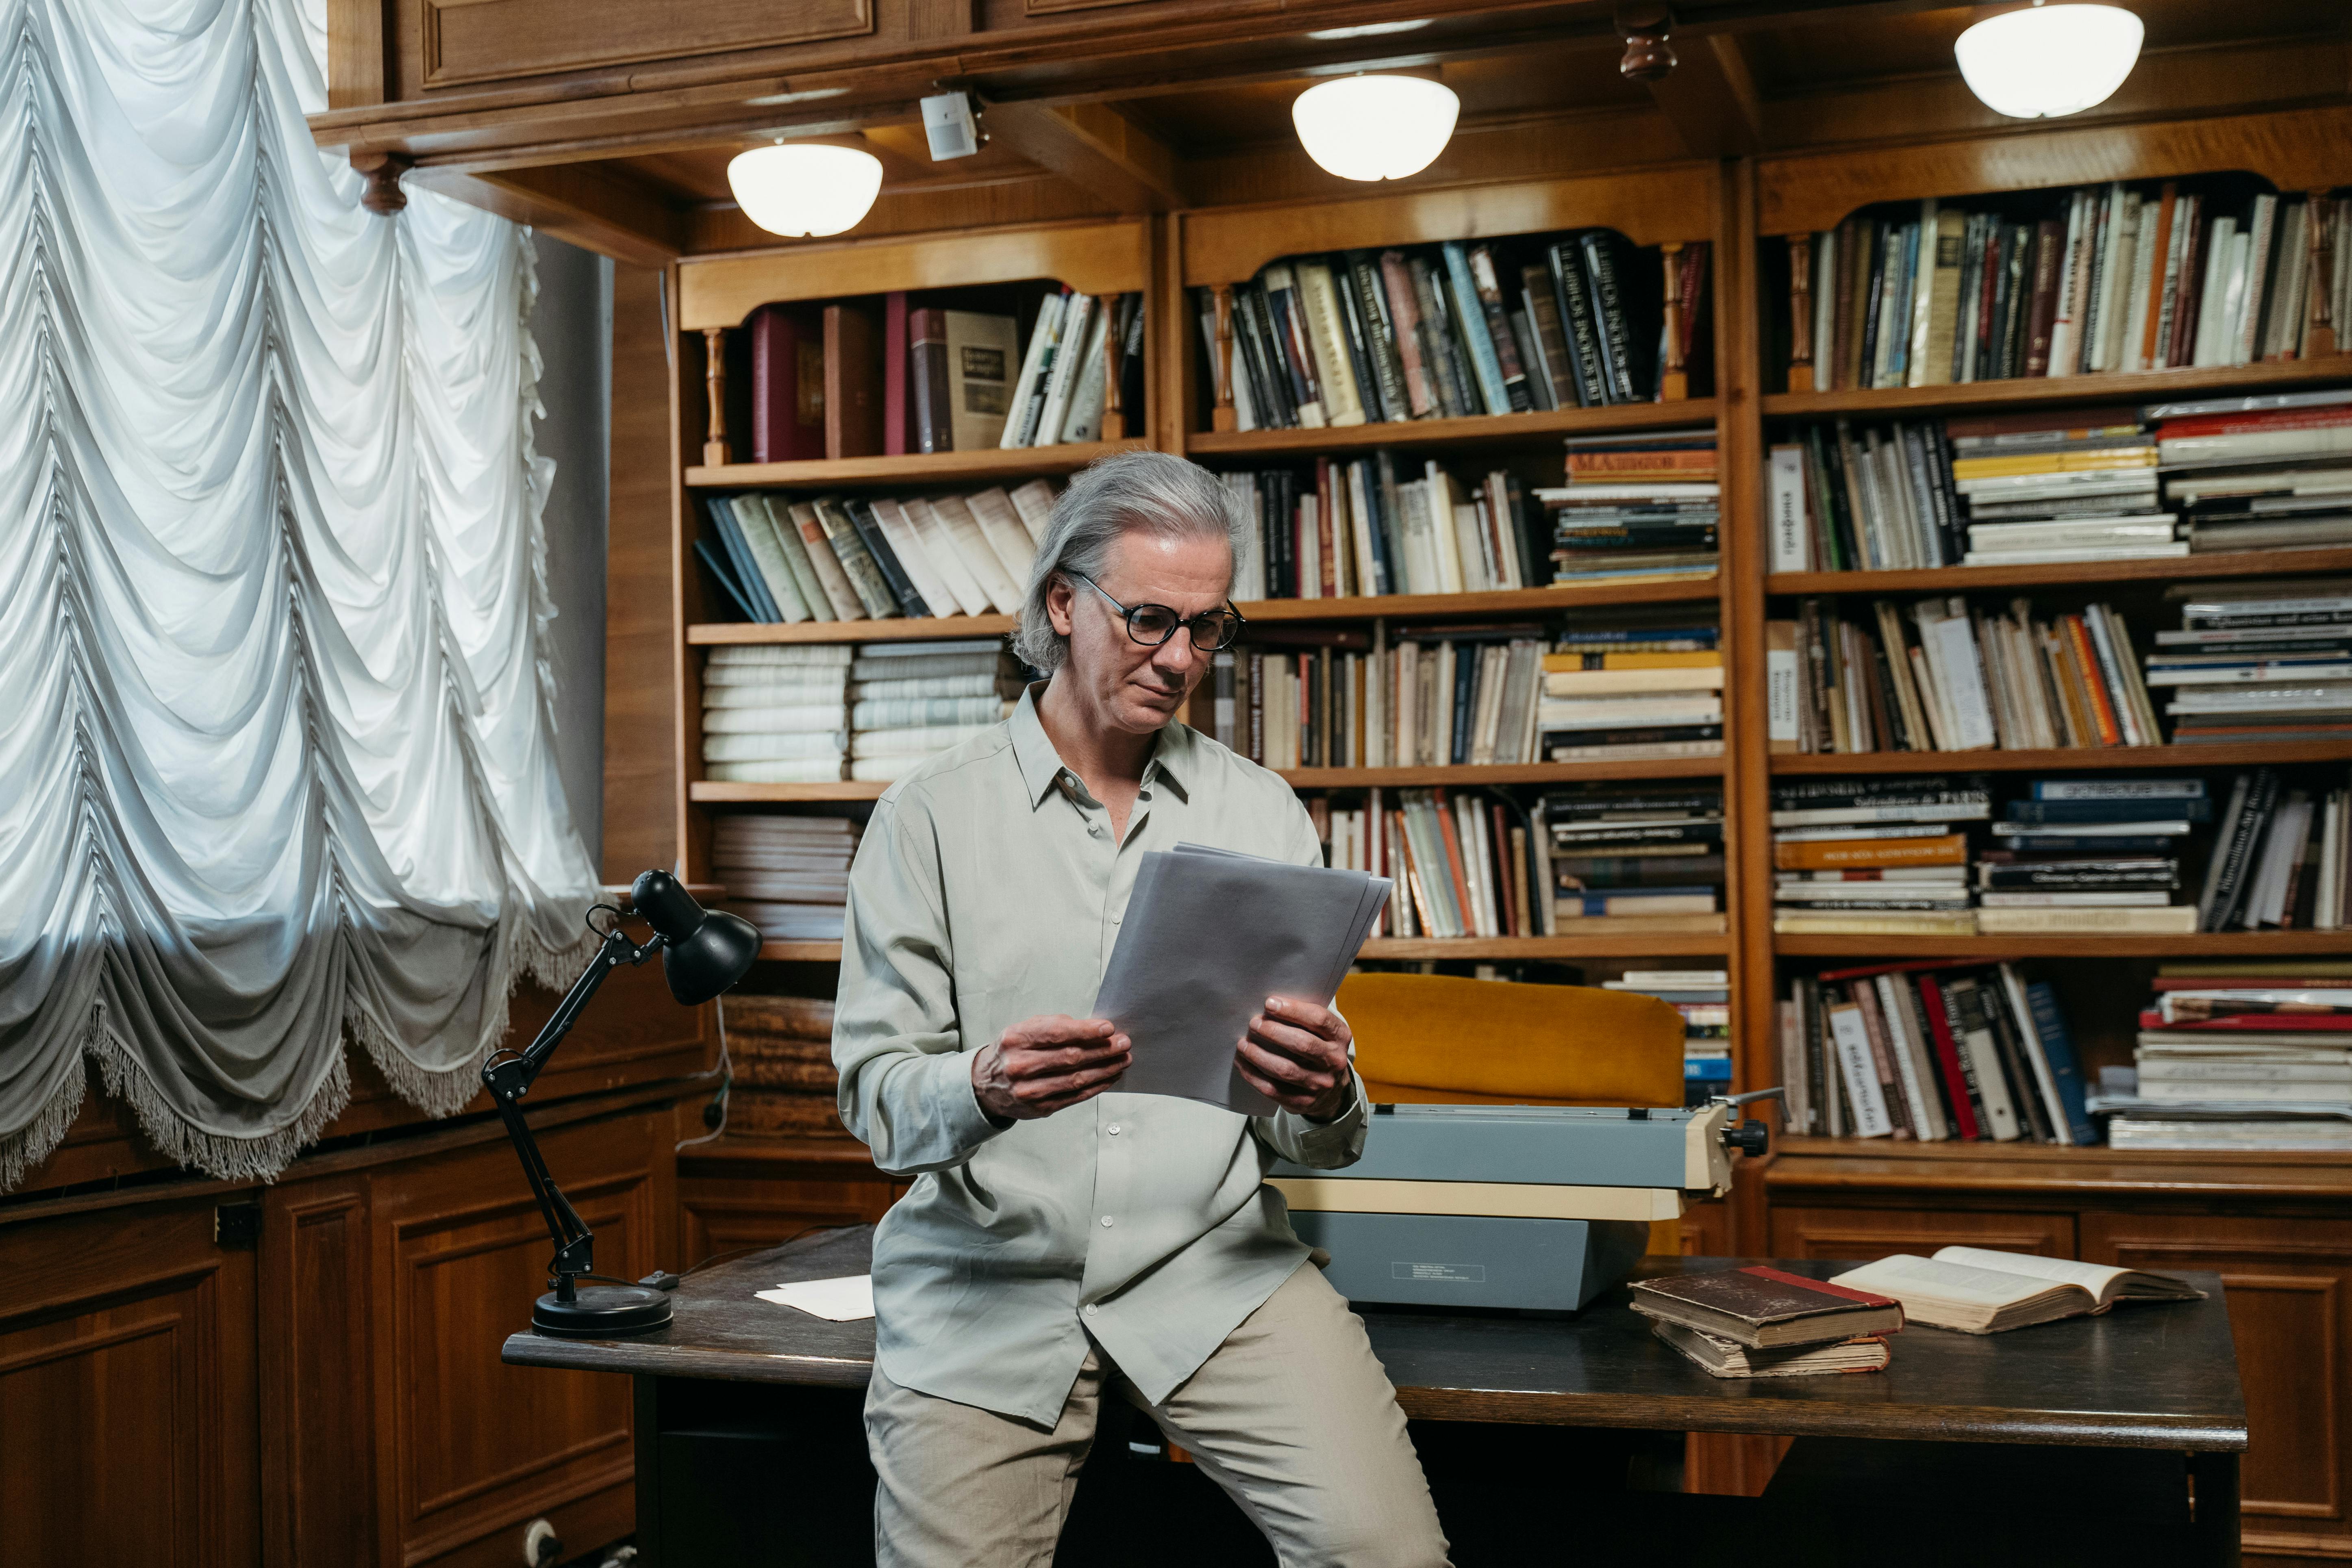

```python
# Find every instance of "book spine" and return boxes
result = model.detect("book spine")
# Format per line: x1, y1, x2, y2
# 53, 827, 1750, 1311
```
1913, 975, 1983, 1140
1550, 243, 1608, 408
1378, 251, 1435, 417
1350, 253, 1413, 422
844, 500, 929, 617
1467, 245, 1536, 412
1580, 231, 1640, 403
1441, 242, 1511, 414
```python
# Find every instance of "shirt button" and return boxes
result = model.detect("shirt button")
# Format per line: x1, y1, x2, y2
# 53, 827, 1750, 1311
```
1100, 1216, 1115, 1228
1107, 1124, 1122, 1135
1084, 1303, 1100, 1317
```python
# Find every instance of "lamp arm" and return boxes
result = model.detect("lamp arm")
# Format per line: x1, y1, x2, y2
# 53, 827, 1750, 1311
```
483, 920, 663, 1303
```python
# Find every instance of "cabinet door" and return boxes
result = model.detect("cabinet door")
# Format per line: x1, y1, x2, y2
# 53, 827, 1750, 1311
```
0, 1198, 259, 1568
1769, 1205, 2076, 1263
2082, 1212, 2352, 1560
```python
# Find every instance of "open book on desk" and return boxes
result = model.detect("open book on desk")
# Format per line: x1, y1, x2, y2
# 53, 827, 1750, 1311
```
1830, 1246, 2205, 1335
1093, 843, 1391, 1117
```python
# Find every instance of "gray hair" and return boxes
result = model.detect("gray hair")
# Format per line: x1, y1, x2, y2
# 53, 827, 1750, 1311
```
1012, 450, 1250, 673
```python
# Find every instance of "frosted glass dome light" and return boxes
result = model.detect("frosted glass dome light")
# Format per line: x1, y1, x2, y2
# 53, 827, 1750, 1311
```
726, 144, 884, 237
1954, 2, 2144, 120
1291, 75, 1461, 183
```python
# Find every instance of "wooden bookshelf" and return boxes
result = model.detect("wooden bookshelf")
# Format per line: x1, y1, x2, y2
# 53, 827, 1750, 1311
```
1767, 547, 2352, 598
1776, 931, 2352, 959
1282, 758, 1721, 788
1361, 930, 1729, 961
757, 941, 847, 963
692, 781, 890, 803
1761, 356, 2352, 420
689, 616, 1016, 646
686, 439, 1147, 490
1772, 742, 2352, 774
1236, 580, 1717, 622
1185, 400, 1718, 459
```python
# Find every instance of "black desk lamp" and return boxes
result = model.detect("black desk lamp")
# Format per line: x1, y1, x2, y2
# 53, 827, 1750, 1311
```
484, 869, 759, 1337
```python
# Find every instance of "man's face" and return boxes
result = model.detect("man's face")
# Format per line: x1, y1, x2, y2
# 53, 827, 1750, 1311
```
1046, 528, 1233, 737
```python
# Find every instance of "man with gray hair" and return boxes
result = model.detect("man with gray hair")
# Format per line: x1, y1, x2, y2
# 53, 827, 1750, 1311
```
834, 450, 1451, 1566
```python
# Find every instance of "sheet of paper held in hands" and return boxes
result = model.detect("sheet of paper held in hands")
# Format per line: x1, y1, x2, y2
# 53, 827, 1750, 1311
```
755, 1274, 875, 1321
1092, 843, 1392, 1116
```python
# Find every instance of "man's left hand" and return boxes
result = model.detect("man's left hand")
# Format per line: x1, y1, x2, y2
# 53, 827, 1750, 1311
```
1236, 996, 1355, 1121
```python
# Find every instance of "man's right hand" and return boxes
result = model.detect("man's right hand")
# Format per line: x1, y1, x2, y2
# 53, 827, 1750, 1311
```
972, 1014, 1133, 1124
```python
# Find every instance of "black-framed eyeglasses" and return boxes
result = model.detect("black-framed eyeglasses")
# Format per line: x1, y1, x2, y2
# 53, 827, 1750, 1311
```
1069, 573, 1246, 652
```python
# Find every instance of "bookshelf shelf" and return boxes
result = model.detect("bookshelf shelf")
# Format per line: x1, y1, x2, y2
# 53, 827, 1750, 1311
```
1766, 547, 2352, 598
1767, 1136, 2352, 1191
689, 616, 1016, 646
757, 941, 847, 963
1771, 742, 2352, 775
1235, 579, 1718, 623
1361, 930, 1728, 961
1282, 758, 1722, 788
1761, 357, 2352, 420
686, 439, 1148, 491
1776, 931, 2352, 960
692, 781, 890, 803
1185, 400, 1719, 459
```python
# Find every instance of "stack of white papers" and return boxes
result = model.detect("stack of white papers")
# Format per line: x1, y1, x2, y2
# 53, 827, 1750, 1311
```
1093, 844, 1391, 1115
755, 1274, 875, 1321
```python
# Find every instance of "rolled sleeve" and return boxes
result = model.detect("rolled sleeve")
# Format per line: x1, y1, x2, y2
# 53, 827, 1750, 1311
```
833, 796, 1006, 1175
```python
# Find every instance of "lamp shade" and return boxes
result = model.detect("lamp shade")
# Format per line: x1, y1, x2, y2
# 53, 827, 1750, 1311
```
1954, 3, 2143, 120
1290, 75, 1460, 183
725, 144, 885, 237
630, 870, 759, 1005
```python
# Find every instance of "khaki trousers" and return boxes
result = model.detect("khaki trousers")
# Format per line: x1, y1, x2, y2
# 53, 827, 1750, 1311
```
865, 1263, 1453, 1568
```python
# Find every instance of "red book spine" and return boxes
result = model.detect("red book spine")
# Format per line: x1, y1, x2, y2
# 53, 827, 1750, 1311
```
883, 291, 910, 457
1913, 974, 1983, 1141
2022, 219, 2065, 378
2168, 202, 2208, 370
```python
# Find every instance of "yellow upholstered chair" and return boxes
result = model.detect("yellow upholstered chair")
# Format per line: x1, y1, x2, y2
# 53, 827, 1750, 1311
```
1335, 971, 1685, 1109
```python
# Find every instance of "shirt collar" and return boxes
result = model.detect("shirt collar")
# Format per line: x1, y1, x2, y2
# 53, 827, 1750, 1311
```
1006, 681, 1195, 809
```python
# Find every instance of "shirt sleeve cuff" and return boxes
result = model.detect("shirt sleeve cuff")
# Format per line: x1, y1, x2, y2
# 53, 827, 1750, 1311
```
938, 1048, 1010, 1156
1287, 1071, 1369, 1153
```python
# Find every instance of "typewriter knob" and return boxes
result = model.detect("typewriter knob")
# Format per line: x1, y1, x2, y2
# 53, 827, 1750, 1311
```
1723, 1119, 1770, 1158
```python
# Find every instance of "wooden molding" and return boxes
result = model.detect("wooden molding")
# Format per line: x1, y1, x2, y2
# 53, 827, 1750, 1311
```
415, 163, 687, 265
981, 98, 1187, 213
420, 0, 874, 90
1639, 33, 1763, 158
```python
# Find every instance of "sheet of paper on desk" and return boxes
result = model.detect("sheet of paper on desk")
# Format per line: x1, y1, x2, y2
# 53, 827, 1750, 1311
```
755, 1274, 875, 1321
1093, 843, 1391, 1116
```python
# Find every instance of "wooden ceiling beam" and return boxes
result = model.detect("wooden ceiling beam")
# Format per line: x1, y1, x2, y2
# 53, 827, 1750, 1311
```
1637, 31, 1765, 158
978, 99, 1188, 213
411, 163, 687, 265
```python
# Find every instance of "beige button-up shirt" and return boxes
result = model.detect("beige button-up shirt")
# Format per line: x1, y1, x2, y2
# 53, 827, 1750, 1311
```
833, 685, 1369, 1426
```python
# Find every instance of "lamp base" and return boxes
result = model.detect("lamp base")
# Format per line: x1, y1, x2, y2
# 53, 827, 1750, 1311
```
533, 1284, 674, 1337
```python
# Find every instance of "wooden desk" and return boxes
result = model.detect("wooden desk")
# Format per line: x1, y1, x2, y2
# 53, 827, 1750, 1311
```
505, 1227, 2247, 1567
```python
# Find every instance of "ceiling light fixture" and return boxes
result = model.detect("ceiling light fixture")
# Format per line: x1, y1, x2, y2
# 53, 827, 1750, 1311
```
1291, 74, 1460, 183
725, 143, 884, 237
1953, 2, 2144, 120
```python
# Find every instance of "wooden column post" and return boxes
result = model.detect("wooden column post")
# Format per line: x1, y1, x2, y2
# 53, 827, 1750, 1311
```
1101, 292, 1126, 440
702, 327, 729, 467
2310, 191, 2339, 359
1210, 284, 1237, 433
1786, 233, 1814, 393
1659, 241, 1690, 402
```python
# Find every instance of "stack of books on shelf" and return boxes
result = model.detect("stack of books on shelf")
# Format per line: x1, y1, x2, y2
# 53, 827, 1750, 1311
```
1770, 777, 1987, 936
2152, 388, 2352, 554
1980, 780, 2199, 935
1542, 618, 1724, 761
1213, 624, 1552, 770
712, 814, 860, 942
1196, 236, 1703, 432
2093, 965, 2352, 1151
1632, 1264, 1898, 1379
697, 483, 1058, 625
1546, 785, 1726, 931
717, 992, 848, 1137
1771, 595, 2156, 753
1605, 970, 1732, 1104
1216, 457, 1546, 600
1781, 961, 2096, 1145
1537, 426, 1719, 583
848, 641, 1022, 783
702, 646, 852, 784
1793, 181, 2349, 391
2148, 578, 2352, 744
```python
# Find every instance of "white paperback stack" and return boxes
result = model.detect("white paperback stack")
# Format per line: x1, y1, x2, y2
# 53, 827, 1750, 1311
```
848, 639, 1024, 782
701, 646, 851, 783
2098, 973, 2352, 1151
714, 815, 860, 942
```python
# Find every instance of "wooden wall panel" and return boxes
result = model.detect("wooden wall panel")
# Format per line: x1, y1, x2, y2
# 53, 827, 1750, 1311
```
1767, 1205, 2076, 1263
678, 1174, 901, 1269
261, 1179, 377, 1568
0, 1200, 259, 1568
420, 0, 874, 88
604, 262, 682, 885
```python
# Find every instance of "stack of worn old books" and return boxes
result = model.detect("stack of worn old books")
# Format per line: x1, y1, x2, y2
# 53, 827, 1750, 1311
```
713, 813, 859, 942
1632, 1263, 1900, 1378
721, 992, 848, 1139
1769, 776, 1989, 936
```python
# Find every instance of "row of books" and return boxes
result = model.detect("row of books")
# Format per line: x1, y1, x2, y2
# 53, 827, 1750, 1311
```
1602, 969, 1732, 1105
1215, 457, 1546, 601
1769, 596, 2158, 754
1197, 235, 1701, 432
1315, 788, 1546, 940
1795, 181, 2350, 391
2095, 965, 2352, 1153
2154, 578, 2352, 745
715, 991, 848, 1137
1781, 961, 2096, 1145
1545, 785, 1726, 929
740, 293, 1142, 463
714, 814, 861, 945
700, 642, 1021, 784
1765, 387, 2352, 573
698, 482, 1057, 624
1540, 427, 1720, 583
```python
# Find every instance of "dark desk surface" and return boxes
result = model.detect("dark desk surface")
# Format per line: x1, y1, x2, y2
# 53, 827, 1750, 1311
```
503, 1226, 2246, 1452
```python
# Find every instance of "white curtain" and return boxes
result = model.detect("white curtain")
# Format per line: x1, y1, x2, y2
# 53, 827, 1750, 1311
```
0, 0, 601, 1190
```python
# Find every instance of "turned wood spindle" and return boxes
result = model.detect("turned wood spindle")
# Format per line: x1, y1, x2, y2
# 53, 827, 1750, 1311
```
1787, 233, 1815, 393
702, 327, 730, 467
1100, 291, 1126, 440
2311, 190, 2339, 360
1659, 241, 1689, 402
1210, 284, 1238, 433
